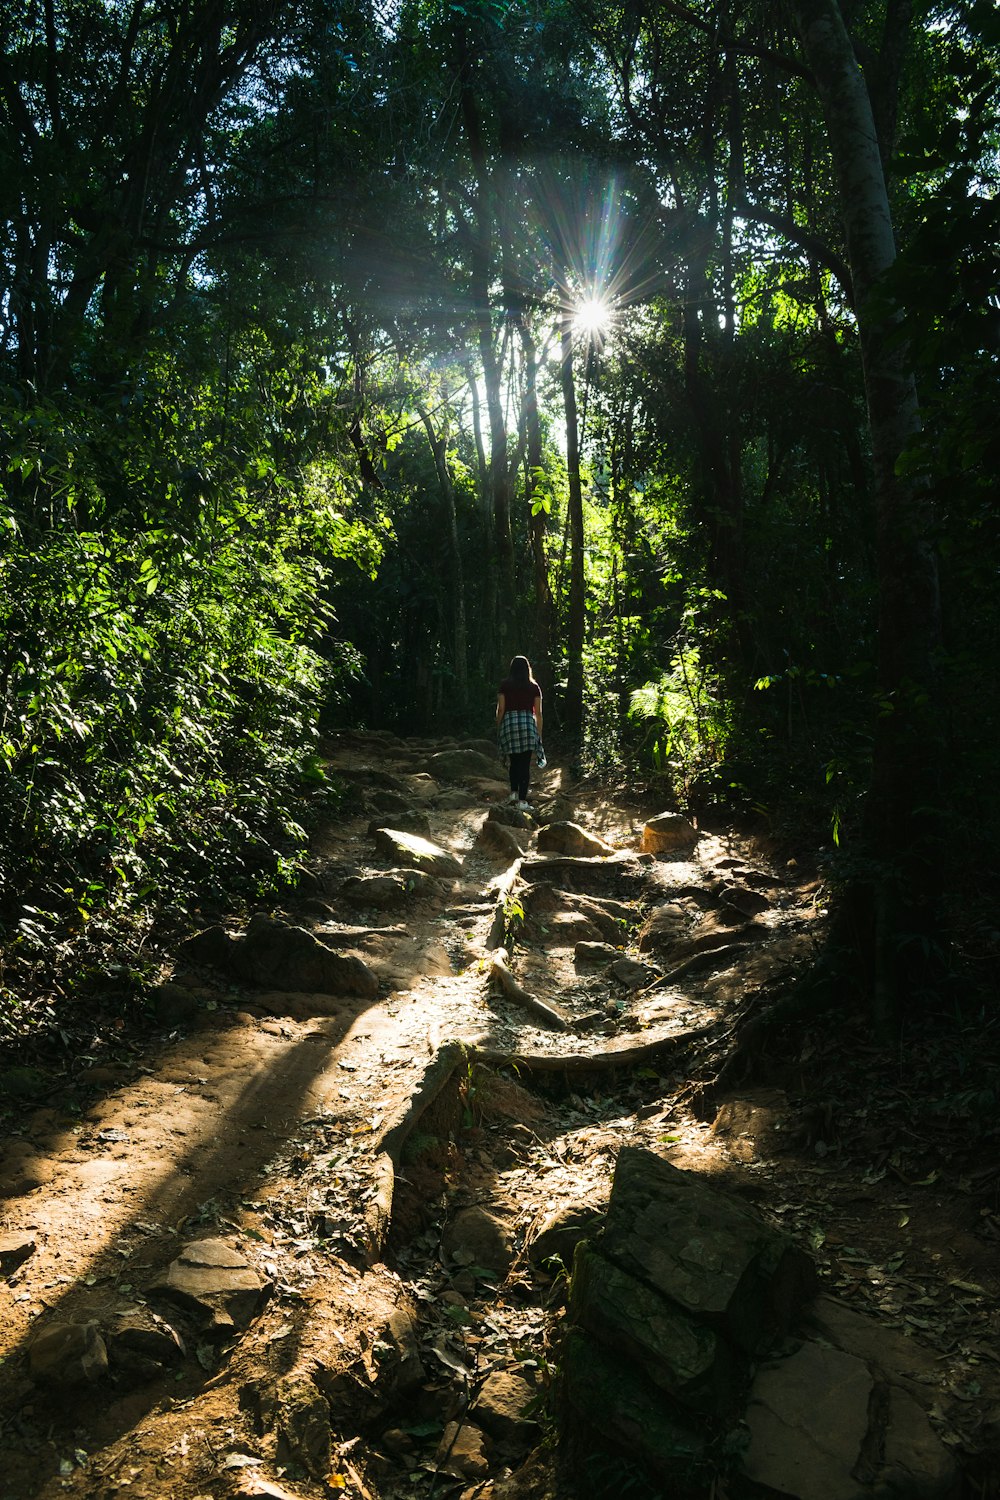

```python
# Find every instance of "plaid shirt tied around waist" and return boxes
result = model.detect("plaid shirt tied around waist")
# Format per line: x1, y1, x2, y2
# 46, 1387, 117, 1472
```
497, 709, 539, 757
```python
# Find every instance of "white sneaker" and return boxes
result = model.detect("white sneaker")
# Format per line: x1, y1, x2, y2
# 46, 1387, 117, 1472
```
517, 800, 530, 811
505, 791, 518, 805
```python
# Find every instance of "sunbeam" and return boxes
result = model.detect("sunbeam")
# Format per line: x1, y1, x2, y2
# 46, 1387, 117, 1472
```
573, 294, 613, 337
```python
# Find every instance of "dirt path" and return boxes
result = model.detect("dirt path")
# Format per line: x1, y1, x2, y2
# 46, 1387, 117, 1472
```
1, 732, 997, 1500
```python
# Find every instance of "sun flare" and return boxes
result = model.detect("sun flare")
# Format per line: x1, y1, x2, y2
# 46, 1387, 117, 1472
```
572, 294, 612, 337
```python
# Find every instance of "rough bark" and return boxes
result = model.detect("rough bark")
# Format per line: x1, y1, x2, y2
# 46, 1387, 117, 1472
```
417, 397, 469, 713
790, 0, 944, 1022
519, 319, 555, 694
561, 309, 586, 746
459, 73, 516, 655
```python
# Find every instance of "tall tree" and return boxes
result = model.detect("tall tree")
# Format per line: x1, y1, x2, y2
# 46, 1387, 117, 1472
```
788, 0, 943, 1018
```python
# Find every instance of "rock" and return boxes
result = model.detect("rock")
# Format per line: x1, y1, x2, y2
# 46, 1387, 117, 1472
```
718, 882, 772, 917
571, 1243, 739, 1417
671, 910, 764, 961
881, 1383, 959, 1497
743, 1344, 871, 1500
366, 788, 414, 815
487, 804, 532, 828
28, 1319, 108, 1386
436, 1421, 492, 1478
339, 871, 438, 907
276, 1371, 332, 1478
433, 787, 481, 809
521, 885, 634, 944
528, 1200, 605, 1268
378, 1308, 426, 1395
599, 1148, 816, 1354
637, 902, 692, 954
107, 1307, 185, 1380
641, 812, 698, 853
180, 919, 378, 997
536, 822, 614, 857
740, 1340, 956, 1500
0, 1230, 36, 1276
335, 766, 409, 793
425, 749, 507, 784
367, 809, 432, 839
380, 1427, 416, 1456
519, 853, 650, 898
149, 980, 201, 1027
801, 1294, 944, 1393
536, 910, 602, 945
475, 820, 530, 861
609, 958, 654, 989
560, 1328, 709, 1489
372, 827, 463, 877
153, 1237, 271, 1332
574, 941, 618, 965
441, 1206, 513, 1277
460, 737, 500, 758
474, 1368, 539, 1448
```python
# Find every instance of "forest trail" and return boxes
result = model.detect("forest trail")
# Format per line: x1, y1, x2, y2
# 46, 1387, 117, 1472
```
1, 732, 997, 1500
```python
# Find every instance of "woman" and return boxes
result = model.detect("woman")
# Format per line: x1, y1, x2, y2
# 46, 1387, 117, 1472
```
496, 655, 543, 809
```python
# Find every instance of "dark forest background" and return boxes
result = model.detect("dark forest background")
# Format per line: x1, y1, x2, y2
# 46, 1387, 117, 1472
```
1, 0, 998, 1040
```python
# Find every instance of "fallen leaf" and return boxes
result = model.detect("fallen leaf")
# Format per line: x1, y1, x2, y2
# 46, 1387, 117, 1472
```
222, 1452, 262, 1470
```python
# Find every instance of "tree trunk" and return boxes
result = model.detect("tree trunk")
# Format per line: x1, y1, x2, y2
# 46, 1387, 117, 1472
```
459, 73, 516, 657
561, 310, 586, 746
417, 399, 469, 716
519, 320, 555, 697
791, 0, 944, 1023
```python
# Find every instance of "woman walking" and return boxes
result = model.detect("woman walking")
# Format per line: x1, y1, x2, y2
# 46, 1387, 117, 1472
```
496, 655, 543, 810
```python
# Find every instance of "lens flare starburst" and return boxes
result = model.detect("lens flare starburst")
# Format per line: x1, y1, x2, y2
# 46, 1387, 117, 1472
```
572, 294, 612, 338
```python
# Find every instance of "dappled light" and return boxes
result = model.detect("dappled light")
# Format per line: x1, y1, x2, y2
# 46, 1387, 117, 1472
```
1, 1, 998, 1496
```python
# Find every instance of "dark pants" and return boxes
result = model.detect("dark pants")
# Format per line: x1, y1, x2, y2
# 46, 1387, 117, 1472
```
509, 750, 532, 800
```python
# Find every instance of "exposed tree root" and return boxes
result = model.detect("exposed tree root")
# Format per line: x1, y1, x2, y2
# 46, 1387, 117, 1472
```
489, 947, 569, 1030
363, 1040, 469, 1261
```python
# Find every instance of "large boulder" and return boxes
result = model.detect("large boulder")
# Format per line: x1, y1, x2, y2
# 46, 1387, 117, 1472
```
181, 917, 378, 998
571, 1243, 741, 1416
560, 1150, 955, 1500
424, 749, 506, 784
339, 870, 441, 907
367, 809, 432, 839
372, 827, 463, 877
641, 812, 698, 853
536, 822, 614, 858
598, 1149, 816, 1354
742, 1342, 957, 1500
561, 1330, 710, 1491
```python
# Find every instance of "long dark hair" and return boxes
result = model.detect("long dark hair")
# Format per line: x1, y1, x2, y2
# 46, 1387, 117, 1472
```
508, 655, 537, 686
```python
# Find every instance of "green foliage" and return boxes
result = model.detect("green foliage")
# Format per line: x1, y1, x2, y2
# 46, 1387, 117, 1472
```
0, 347, 375, 949
628, 648, 733, 809
503, 893, 526, 950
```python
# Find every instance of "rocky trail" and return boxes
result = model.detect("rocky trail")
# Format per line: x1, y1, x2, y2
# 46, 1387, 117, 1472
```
1, 732, 998, 1500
